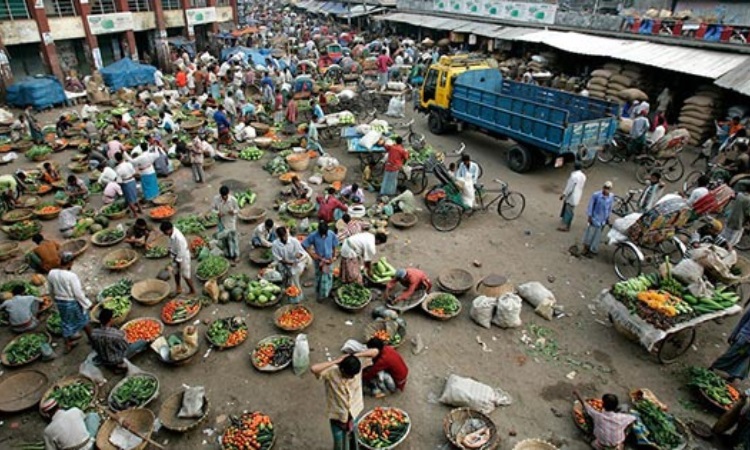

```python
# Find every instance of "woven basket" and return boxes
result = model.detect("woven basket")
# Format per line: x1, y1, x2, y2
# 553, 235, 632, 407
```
323, 165, 347, 183
205, 318, 248, 349
100, 206, 128, 220
159, 180, 175, 193
364, 319, 406, 348
421, 293, 462, 320
2, 209, 33, 224
2, 221, 42, 241
103, 248, 139, 271
438, 269, 475, 295
108, 373, 160, 411
274, 304, 314, 331
249, 247, 274, 267
33, 206, 61, 220
16, 196, 41, 209
96, 408, 156, 450
475, 275, 513, 298
60, 238, 89, 259
386, 289, 426, 312
182, 119, 205, 131
238, 206, 266, 223
356, 408, 411, 450
157, 332, 200, 365
4, 257, 29, 275
0, 369, 48, 413
67, 162, 89, 173
443, 407, 500, 450
251, 335, 295, 372
251, 122, 270, 135
12, 141, 33, 152
158, 389, 210, 432
90, 229, 126, 247
148, 206, 176, 221
512, 439, 558, 450
255, 137, 273, 148
131, 279, 170, 305
90, 300, 132, 326
152, 192, 177, 206
1, 332, 51, 367
0, 241, 20, 262
334, 285, 372, 311
389, 212, 418, 229
161, 299, 202, 325
286, 153, 311, 171
39, 375, 97, 418
121, 318, 164, 343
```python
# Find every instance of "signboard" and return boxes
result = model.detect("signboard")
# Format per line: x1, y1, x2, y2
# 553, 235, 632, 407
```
87, 12, 135, 35
434, 0, 556, 24
186, 7, 218, 26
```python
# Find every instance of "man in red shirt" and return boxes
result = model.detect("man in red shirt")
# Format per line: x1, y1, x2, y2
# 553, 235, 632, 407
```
362, 337, 408, 397
385, 268, 432, 303
379, 136, 408, 197
316, 187, 348, 222
376, 49, 393, 89
175, 69, 188, 96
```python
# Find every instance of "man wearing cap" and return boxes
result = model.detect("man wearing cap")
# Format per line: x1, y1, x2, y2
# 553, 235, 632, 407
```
47, 253, 92, 353
42, 398, 99, 450
581, 181, 615, 258
91, 308, 147, 371
384, 268, 432, 303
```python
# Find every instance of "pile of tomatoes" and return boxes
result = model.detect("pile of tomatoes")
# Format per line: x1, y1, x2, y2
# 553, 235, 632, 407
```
275, 305, 312, 330
122, 319, 162, 343
221, 412, 275, 450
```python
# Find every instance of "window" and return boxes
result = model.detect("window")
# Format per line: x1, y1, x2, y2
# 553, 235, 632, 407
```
128, 0, 151, 12
190, 0, 207, 6
216, 0, 231, 6
46, 0, 77, 17
91, 0, 117, 15
439, 70, 447, 87
0, 0, 31, 20
162, 0, 181, 9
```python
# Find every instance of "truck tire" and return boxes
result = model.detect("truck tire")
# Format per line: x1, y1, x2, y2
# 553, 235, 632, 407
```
428, 111, 445, 135
507, 146, 533, 173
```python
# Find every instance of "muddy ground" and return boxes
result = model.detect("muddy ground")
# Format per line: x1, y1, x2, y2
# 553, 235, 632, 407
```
0, 104, 737, 450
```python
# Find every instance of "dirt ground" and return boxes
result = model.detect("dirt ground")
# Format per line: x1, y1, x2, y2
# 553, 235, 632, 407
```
0, 103, 739, 450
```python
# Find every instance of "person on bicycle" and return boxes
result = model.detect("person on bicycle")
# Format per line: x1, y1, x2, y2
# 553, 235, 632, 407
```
628, 110, 650, 156
638, 172, 665, 212
455, 154, 480, 185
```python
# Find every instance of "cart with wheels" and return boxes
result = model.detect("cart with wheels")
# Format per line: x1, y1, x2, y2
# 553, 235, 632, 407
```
598, 290, 742, 364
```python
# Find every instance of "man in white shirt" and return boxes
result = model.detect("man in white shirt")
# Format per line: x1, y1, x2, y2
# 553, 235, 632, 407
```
223, 91, 237, 119
339, 232, 388, 284
272, 226, 308, 300
687, 175, 710, 206
454, 154, 480, 184
212, 185, 240, 264
98, 166, 119, 186
42, 400, 96, 450
252, 218, 277, 248
114, 152, 142, 216
47, 253, 92, 353
154, 68, 164, 90
218, 60, 232, 78
161, 221, 195, 296
558, 162, 587, 232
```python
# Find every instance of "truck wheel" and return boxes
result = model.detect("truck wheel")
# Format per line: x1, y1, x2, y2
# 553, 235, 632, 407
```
428, 111, 445, 135
507, 146, 532, 173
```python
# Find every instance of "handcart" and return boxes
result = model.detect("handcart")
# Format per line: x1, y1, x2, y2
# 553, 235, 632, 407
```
342, 126, 385, 169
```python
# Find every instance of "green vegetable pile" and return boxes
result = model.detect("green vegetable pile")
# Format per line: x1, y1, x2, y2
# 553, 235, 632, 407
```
337, 284, 371, 307
46, 311, 62, 335
263, 156, 289, 176
99, 279, 133, 300
174, 215, 206, 234
688, 366, 739, 408
100, 200, 127, 215
111, 375, 158, 410
98, 296, 131, 319
427, 293, 460, 315
634, 400, 683, 449
4, 332, 46, 365
0, 280, 41, 297
196, 255, 229, 279
26, 145, 52, 159
49, 380, 95, 411
145, 245, 168, 258
239, 147, 264, 161
237, 190, 257, 208
407, 144, 434, 164
371, 257, 395, 283
245, 280, 282, 305
287, 201, 314, 214
207, 317, 247, 346
94, 228, 125, 244
200, 211, 219, 228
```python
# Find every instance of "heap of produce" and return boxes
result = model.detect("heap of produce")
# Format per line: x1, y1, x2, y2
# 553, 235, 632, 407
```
3, 220, 42, 240
149, 205, 176, 220
4, 332, 47, 365
372, 328, 403, 346
370, 257, 396, 283
426, 293, 460, 317
145, 245, 168, 258
221, 412, 275, 450
96, 296, 131, 321
633, 400, 683, 449
237, 190, 257, 208
252, 336, 294, 369
200, 212, 219, 228
35, 203, 61, 216
189, 236, 207, 255
197, 255, 229, 279
110, 375, 158, 410
100, 201, 127, 216
239, 147, 264, 161
99, 279, 133, 299
48, 379, 95, 411
105, 253, 136, 269
122, 319, 162, 343
407, 144, 434, 164
26, 145, 52, 160
174, 216, 206, 234
573, 398, 603, 434
357, 407, 410, 449
264, 156, 289, 175
161, 298, 201, 324
207, 317, 248, 347
287, 200, 314, 215
0, 280, 40, 297
276, 305, 312, 330
688, 366, 741, 409
337, 284, 371, 308
47, 311, 62, 335
94, 229, 125, 244
245, 280, 282, 305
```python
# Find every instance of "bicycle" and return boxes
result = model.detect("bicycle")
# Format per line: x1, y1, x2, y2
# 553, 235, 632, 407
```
431, 178, 526, 232
392, 118, 426, 151
404, 142, 482, 196
682, 163, 730, 193
612, 189, 642, 217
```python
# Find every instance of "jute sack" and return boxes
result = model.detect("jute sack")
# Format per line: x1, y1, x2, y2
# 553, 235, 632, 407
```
618, 88, 649, 101
681, 104, 712, 114
679, 122, 711, 136
588, 77, 609, 88
591, 69, 612, 79
618, 118, 633, 133
684, 95, 715, 107
610, 74, 633, 87
603, 63, 622, 73
590, 91, 606, 99
621, 70, 642, 81
678, 115, 711, 128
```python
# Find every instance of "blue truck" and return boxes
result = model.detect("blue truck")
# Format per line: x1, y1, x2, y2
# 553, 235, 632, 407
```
418, 56, 619, 172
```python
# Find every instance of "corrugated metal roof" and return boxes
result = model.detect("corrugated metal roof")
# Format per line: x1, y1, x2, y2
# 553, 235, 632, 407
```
491, 26, 539, 41
714, 64, 750, 97
453, 22, 502, 37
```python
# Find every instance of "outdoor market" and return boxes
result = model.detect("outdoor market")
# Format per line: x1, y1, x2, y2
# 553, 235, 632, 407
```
2, 1, 750, 450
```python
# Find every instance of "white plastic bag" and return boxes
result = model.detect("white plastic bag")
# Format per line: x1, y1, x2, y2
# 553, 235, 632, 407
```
355, 124, 372, 135
317, 155, 339, 168
177, 386, 206, 418
439, 374, 512, 414
386, 96, 405, 118
80, 352, 107, 385
613, 212, 642, 234
670, 259, 704, 285
517, 282, 556, 320
341, 339, 367, 354
492, 293, 522, 328
308, 174, 323, 185
470, 296, 497, 329
459, 175, 475, 209
293, 334, 310, 376
359, 130, 382, 150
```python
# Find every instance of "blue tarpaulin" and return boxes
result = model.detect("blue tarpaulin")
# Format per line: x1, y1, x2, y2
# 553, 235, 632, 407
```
6, 75, 67, 110
220, 47, 289, 71
168, 37, 196, 58
100, 58, 157, 91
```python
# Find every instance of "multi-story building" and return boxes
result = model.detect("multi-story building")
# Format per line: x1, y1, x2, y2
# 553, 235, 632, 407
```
0, 0, 239, 92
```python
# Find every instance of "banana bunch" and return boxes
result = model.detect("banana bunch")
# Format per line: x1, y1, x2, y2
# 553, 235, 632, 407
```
613, 273, 659, 298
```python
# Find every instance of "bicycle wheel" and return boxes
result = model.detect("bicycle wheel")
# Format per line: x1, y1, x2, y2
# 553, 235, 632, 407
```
657, 327, 696, 364
497, 192, 526, 220
398, 168, 427, 194
597, 143, 616, 163
682, 170, 704, 193
424, 185, 444, 212
635, 161, 653, 185
431, 201, 463, 232
658, 237, 685, 264
613, 244, 642, 280
612, 195, 632, 217
661, 157, 685, 183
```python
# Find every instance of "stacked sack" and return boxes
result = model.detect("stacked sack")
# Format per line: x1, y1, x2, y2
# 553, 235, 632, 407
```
677, 86, 723, 147
586, 68, 611, 100
587, 63, 649, 105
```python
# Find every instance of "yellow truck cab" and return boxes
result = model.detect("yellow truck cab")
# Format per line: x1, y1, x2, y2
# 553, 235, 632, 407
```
419, 55, 490, 112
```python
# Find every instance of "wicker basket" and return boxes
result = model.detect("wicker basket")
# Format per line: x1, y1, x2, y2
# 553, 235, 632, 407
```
286, 153, 311, 171
161, 299, 202, 325
251, 122, 270, 135
12, 141, 33, 152
438, 269, 475, 295
334, 285, 372, 311
249, 247, 274, 267
512, 439, 558, 450
386, 289, 426, 312
67, 162, 89, 174
90, 300, 132, 326
100, 205, 129, 220
159, 180, 175, 193
103, 248, 139, 271
60, 238, 90, 259
39, 375, 97, 418
96, 408, 156, 450
2, 209, 33, 224
131, 279, 170, 305
4, 257, 29, 275
90, 229, 126, 247
364, 319, 406, 348
238, 206, 267, 223
158, 389, 210, 432
182, 119, 205, 131
33, 205, 61, 220
421, 293, 462, 320
205, 318, 248, 349
147, 205, 176, 221
475, 275, 513, 297
16, 195, 41, 209
274, 304, 314, 331
144, 234, 169, 259
254, 137, 273, 149
108, 373, 160, 411
0, 369, 48, 413
389, 212, 418, 229
356, 407, 411, 450
0, 241, 20, 261
2, 220, 42, 241
157, 332, 200, 365
443, 407, 500, 450
251, 335, 295, 372
152, 192, 177, 206
121, 318, 164, 343
323, 165, 347, 183
1, 332, 51, 367
287, 200, 315, 218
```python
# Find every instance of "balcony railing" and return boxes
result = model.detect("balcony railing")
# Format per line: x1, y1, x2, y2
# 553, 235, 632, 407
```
128, 0, 152, 12
162, 0, 182, 9
190, 0, 207, 7
0, 0, 31, 20
47, 0, 78, 17
91, 0, 117, 15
